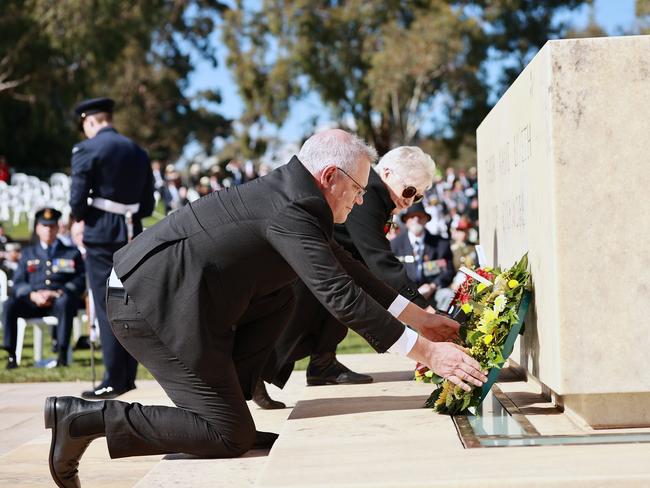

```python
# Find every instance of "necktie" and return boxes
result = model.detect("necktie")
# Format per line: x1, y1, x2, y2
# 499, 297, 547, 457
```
413, 240, 423, 282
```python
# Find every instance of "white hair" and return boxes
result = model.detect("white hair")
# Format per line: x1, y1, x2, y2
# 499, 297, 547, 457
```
298, 130, 378, 174
375, 146, 436, 190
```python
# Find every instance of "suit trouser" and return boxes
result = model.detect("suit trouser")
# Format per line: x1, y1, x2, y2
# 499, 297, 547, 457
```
104, 286, 295, 459
2, 293, 80, 356
85, 243, 137, 390
264, 280, 347, 389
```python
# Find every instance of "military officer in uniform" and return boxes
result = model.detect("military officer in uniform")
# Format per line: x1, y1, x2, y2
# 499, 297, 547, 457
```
69, 97, 154, 399
2, 208, 85, 369
390, 202, 456, 311
257, 146, 450, 408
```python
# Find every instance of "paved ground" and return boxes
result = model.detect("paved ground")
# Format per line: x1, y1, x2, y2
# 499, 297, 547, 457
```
2, 354, 650, 487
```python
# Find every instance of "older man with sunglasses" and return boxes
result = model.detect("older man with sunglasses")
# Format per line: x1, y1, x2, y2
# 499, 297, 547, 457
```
257, 146, 453, 408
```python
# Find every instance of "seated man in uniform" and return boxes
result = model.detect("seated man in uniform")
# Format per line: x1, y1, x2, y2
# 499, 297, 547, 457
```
390, 202, 455, 311
2, 208, 85, 369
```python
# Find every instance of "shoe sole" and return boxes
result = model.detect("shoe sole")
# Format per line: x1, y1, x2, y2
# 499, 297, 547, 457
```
306, 377, 374, 386
44, 397, 66, 488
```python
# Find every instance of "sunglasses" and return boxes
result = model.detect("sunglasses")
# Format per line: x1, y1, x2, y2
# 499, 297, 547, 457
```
389, 170, 423, 203
401, 185, 424, 203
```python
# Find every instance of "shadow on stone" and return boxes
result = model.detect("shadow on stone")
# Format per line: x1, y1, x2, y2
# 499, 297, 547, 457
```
288, 395, 429, 420
497, 366, 527, 383
163, 448, 270, 460
367, 370, 414, 383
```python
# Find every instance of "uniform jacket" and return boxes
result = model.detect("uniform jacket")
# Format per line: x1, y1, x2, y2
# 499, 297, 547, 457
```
70, 127, 155, 244
113, 157, 405, 390
390, 231, 455, 289
12, 239, 85, 299
333, 169, 428, 308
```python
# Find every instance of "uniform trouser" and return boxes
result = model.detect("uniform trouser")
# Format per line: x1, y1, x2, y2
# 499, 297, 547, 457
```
85, 243, 137, 390
263, 280, 348, 389
2, 293, 80, 356
104, 285, 295, 459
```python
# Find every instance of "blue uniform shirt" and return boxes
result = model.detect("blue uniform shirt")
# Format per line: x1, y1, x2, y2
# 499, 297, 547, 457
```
12, 240, 86, 299
70, 127, 155, 244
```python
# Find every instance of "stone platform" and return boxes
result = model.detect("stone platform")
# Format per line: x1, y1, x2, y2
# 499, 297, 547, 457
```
1, 354, 649, 487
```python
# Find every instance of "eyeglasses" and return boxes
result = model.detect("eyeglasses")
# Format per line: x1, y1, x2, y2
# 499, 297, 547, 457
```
337, 167, 367, 198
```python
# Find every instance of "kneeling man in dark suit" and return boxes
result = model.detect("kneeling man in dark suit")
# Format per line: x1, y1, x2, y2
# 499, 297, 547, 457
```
44, 130, 486, 488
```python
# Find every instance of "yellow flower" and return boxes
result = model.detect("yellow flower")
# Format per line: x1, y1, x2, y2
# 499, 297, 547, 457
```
476, 283, 487, 293
482, 308, 497, 323
508, 279, 519, 289
461, 303, 473, 314
483, 334, 493, 345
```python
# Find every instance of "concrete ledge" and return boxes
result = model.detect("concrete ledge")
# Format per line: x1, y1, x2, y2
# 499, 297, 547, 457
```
257, 355, 650, 487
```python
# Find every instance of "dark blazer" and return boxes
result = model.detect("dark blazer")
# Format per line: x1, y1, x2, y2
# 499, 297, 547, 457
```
11, 239, 85, 299
334, 169, 428, 308
390, 231, 455, 289
70, 127, 155, 244
113, 157, 405, 388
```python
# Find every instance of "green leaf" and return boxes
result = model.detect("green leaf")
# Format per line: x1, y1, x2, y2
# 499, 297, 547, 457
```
424, 388, 442, 409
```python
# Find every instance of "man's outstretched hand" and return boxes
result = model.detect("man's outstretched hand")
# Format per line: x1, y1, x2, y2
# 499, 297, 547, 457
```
420, 307, 461, 343
408, 336, 487, 392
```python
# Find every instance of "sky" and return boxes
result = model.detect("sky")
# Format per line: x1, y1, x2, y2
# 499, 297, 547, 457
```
183, 0, 639, 159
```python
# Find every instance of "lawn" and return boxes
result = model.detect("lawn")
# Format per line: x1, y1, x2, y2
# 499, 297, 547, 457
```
2, 201, 166, 242
0, 326, 373, 383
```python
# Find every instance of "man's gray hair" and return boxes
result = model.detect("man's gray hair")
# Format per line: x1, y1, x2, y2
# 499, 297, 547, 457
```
375, 146, 436, 190
298, 130, 378, 174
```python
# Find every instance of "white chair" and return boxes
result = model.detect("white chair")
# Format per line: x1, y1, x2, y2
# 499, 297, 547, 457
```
50, 173, 70, 189
15, 316, 61, 365
14, 311, 83, 366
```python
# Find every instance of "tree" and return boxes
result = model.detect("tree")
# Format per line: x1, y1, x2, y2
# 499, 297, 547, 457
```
222, 0, 589, 165
638, 0, 650, 33
0, 0, 231, 173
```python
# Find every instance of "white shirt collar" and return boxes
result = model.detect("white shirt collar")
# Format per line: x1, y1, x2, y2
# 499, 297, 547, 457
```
40, 238, 59, 251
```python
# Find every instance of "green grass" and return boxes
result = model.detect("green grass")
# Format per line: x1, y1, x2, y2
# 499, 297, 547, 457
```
1, 200, 167, 242
0, 325, 373, 383
0, 325, 155, 383
294, 329, 374, 370
2, 218, 30, 241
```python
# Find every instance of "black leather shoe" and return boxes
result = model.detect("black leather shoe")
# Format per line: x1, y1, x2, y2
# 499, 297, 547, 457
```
45, 396, 105, 488
6, 355, 17, 370
306, 357, 373, 386
81, 385, 133, 400
252, 379, 286, 410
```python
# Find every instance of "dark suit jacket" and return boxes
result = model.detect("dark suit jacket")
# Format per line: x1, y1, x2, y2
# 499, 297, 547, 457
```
113, 157, 405, 390
70, 127, 154, 244
390, 231, 455, 289
334, 169, 428, 308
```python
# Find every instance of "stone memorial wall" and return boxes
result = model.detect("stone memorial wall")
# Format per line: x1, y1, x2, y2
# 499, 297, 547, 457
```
477, 35, 650, 428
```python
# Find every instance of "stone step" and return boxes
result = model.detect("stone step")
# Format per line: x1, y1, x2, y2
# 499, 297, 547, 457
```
256, 355, 650, 487
133, 370, 308, 488
0, 369, 310, 488
0, 380, 163, 487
